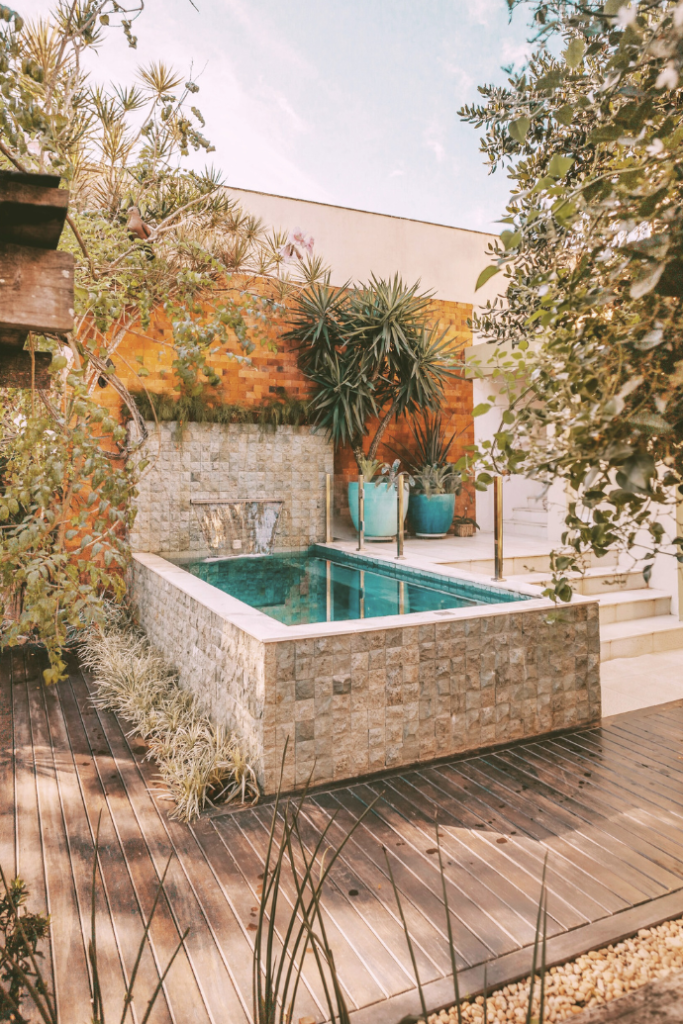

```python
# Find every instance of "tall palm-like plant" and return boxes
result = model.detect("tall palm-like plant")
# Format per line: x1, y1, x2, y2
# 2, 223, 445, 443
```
286, 275, 459, 470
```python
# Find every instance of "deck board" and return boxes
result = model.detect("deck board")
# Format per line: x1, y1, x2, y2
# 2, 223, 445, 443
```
2, 650, 683, 1023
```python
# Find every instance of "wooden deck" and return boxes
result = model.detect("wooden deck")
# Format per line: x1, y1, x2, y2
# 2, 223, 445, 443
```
2, 649, 683, 1024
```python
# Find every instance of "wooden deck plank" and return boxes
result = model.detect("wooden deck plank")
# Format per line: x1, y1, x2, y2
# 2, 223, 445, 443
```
414, 763, 600, 929
329, 784, 495, 966
366, 776, 544, 947
309, 789, 456, 978
23, 652, 93, 1024
57, 666, 174, 1024
209, 810, 334, 1019
247, 802, 417, 1003
41, 674, 136, 1024
7, 648, 683, 1024
65, 667, 200, 1024
11, 651, 56, 1001
409, 765, 593, 933
454, 757, 667, 901
432, 762, 629, 916
491, 747, 683, 881
75, 666, 255, 1024
293, 797, 427, 989
384, 771, 565, 935
556, 731, 683, 817
0, 650, 15, 878
522, 740, 683, 868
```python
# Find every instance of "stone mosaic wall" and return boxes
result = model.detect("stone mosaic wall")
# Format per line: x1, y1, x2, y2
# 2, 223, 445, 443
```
132, 557, 267, 771
261, 606, 601, 793
132, 555, 601, 794
129, 422, 334, 554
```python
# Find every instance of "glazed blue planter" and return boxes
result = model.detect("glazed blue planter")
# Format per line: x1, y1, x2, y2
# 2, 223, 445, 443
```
410, 493, 455, 538
348, 480, 409, 540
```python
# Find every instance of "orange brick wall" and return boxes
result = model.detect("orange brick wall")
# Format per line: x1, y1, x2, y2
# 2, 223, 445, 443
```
95, 284, 474, 522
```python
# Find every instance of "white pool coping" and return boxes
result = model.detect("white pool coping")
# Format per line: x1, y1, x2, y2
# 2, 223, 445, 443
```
133, 547, 597, 645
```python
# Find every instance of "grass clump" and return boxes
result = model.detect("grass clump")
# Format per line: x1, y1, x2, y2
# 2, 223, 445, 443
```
126, 388, 311, 430
80, 618, 259, 822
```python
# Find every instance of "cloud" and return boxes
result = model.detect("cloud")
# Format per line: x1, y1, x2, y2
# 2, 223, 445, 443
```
424, 120, 446, 163
465, 0, 505, 27
501, 38, 533, 68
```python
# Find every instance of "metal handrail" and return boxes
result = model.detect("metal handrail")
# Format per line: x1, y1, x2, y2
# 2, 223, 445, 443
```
493, 475, 505, 581
396, 472, 406, 560
325, 473, 333, 543
357, 474, 365, 551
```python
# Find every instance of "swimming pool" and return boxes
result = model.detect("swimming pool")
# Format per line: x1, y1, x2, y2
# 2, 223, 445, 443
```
179, 545, 530, 626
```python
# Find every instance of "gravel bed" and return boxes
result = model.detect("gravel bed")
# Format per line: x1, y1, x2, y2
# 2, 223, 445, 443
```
427, 916, 683, 1023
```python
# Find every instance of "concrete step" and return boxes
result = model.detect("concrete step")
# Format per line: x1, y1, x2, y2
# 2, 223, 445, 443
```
514, 567, 646, 596
600, 614, 683, 661
598, 589, 671, 626
441, 549, 619, 578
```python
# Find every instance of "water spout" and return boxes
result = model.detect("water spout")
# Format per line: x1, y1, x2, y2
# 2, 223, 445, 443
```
191, 499, 284, 556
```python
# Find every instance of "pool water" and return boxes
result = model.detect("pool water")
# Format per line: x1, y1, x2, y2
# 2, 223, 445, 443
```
179, 547, 528, 626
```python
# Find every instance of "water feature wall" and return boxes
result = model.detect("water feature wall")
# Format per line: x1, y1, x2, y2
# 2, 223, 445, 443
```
128, 421, 334, 556
191, 499, 284, 555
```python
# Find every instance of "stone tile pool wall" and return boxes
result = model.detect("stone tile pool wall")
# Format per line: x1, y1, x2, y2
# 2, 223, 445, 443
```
129, 422, 334, 555
131, 552, 601, 794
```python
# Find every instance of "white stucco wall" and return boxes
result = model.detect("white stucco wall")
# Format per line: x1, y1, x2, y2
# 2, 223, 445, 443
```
227, 186, 500, 307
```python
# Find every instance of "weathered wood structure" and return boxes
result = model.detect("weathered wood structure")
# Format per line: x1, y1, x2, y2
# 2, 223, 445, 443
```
0, 169, 74, 385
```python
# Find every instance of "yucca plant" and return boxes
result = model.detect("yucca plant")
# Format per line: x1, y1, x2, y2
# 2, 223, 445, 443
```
286, 276, 459, 470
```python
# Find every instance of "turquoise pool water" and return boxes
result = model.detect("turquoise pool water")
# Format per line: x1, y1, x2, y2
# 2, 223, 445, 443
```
179, 546, 529, 626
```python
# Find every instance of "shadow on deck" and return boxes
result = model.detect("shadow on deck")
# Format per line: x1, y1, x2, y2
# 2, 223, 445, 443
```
1, 649, 682, 1024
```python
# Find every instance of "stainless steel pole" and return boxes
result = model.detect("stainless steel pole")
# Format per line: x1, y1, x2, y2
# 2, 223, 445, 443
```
326, 559, 332, 621
325, 473, 333, 543
357, 474, 365, 551
396, 472, 406, 560
493, 475, 504, 581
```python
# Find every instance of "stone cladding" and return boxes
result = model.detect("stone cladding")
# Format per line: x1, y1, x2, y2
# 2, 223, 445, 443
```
132, 554, 601, 795
129, 421, 334, 555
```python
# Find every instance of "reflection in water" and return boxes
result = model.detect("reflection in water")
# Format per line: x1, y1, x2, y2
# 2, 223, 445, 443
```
178, 550, 522, 627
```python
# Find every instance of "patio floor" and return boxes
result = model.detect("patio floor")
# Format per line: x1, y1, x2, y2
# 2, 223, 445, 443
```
2, 649, 683, 1024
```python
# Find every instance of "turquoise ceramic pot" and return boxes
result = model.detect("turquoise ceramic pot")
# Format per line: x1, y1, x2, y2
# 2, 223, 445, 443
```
348, 480, 409, 539
410, 493, 455, 538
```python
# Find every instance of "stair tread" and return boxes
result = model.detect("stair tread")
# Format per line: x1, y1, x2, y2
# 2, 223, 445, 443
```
601, 615, 683, 640
597, 588, 668, 605
506, 567, 644, 586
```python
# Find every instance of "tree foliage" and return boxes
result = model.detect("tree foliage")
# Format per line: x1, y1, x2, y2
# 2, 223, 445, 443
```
286, 275, 458, 469
461, 0, 683, 595
0, 1, 326, 680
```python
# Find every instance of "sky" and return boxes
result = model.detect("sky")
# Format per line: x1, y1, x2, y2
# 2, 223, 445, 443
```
17, 0, 535, 232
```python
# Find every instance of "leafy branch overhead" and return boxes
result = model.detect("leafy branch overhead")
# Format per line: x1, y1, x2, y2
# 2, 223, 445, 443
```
461, 0, 683, 596
0, 1, 328, 681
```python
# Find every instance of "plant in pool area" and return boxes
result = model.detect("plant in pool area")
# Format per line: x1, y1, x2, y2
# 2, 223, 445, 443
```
286, 276, 458, 470
125, 388, 311, 431
412, 464, 461, 497
79, 613, 259, 821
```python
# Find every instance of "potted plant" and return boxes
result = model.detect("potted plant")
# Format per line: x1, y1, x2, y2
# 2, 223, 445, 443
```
452, 515, 479, 538
391, 413, 463, 538
410, 465, 461, 537
348, 459, 410, 539
286, 275, 456, 538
